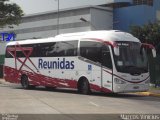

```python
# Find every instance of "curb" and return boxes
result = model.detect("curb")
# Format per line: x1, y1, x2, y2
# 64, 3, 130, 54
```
136, 92, 160, 97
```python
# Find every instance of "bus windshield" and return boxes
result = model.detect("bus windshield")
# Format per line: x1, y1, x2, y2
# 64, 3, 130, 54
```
113, 41, 148, 74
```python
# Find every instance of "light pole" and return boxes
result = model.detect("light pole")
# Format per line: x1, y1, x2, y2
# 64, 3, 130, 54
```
55, 0, 59, 35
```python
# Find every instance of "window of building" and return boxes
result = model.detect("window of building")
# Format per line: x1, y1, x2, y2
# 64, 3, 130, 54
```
133, 0, 153, 6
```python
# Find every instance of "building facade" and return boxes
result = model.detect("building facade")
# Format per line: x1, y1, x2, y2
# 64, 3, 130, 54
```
113, 0, 160, 31
0, 0, 160, 66
0, 6, 112, 66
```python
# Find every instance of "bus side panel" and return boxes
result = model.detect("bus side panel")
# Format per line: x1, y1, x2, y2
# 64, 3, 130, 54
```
4, 57, 78, 88
4, 64, 78, 88
4, 66, 20, 83
76, 58, 112, 93
4, 56, 112, 92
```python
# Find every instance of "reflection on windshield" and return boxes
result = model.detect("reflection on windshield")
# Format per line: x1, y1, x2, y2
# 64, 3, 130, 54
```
114, 41, 148, 74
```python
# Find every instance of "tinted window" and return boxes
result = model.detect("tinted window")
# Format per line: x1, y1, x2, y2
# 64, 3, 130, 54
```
102, 45, 112, 69
39, 42, 57, 57
80, 41, 102, 63
5, 46, 14, 58
16, 51, 25, 57
45, 41, 78, 57
6, 40, 78, 58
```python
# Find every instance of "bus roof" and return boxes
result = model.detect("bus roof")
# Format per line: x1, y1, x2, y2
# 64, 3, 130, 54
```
6, 30, 140, 46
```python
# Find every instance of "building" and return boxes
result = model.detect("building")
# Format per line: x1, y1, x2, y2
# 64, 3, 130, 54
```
113, 0, 160, 31
1, 6, 113, 41
0, 0, 160, 75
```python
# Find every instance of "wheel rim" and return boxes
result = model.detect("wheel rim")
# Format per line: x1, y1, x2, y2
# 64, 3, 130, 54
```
81, 80, 89, 94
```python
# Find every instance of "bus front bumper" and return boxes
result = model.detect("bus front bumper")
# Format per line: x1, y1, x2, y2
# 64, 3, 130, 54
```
113, 84, 149, 93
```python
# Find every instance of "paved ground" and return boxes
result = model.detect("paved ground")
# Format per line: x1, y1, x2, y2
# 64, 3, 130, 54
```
0, 82, 160, 114
0, 79, 160, 120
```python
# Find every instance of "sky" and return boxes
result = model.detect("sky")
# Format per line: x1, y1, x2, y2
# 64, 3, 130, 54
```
9, 0, 110, 15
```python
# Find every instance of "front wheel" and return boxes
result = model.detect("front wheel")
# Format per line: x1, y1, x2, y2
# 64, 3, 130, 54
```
78, 79, 90, 95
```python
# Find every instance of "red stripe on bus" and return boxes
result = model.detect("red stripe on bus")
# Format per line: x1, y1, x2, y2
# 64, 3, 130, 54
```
83, 38, 117, 47
4, 66, 112, 93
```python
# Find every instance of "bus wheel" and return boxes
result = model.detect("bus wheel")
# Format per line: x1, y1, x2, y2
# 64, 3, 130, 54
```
78, 78, 90, 95
21, 75, 30, 89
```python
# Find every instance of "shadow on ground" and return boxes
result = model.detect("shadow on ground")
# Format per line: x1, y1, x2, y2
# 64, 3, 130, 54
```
1, 84, 160, 102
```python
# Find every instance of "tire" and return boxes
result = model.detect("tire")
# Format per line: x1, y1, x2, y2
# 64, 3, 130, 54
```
21, 75, 30, 89
78, 78, 90, 95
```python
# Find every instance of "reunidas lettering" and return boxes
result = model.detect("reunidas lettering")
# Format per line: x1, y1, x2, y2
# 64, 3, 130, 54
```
38, 58, 74, 69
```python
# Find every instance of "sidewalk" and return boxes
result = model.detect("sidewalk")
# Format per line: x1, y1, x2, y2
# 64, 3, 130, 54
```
0, 78, 160, 97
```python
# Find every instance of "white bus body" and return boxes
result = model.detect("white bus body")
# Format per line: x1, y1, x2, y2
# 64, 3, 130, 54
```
4, 30, 151, 94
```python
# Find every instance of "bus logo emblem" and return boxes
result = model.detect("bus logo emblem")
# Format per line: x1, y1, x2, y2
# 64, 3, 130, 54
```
88, 65, 92, 71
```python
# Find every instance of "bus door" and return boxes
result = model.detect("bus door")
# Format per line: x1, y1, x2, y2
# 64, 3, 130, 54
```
101, 45, 113, 92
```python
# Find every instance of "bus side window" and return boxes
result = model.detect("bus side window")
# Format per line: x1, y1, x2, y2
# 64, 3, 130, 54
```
43, 41, 78, 57
5, 46, 13, 58
102, 45, 112, 69
80, 41, 102, 63
61, 41, 78, 56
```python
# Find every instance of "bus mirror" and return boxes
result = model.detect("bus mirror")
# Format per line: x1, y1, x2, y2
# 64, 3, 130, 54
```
142, 43, 156, 58
114, 47, 120, 56
152, 48, 156, 58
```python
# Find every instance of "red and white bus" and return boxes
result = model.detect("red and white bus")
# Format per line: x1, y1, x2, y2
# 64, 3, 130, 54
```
4, 30, 156, 94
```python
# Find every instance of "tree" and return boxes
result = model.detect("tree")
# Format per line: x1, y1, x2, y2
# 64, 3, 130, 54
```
0, 0, 23, 28
130, 22, 160, 49
130, 23, 160, 85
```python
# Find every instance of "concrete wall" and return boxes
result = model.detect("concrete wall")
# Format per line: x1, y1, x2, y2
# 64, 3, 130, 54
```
0, 6, 113, 56
91, 7, 113, 30
0, 8, 91, 40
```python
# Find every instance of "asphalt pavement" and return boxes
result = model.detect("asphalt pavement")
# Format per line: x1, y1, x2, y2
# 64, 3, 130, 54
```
0, 78, 160, 97
0, 78, 160, 120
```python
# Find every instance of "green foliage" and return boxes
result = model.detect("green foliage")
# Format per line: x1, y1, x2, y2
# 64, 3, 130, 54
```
0, 0, 24, 28
130, 22, 160, 48
130, 23, 160, 84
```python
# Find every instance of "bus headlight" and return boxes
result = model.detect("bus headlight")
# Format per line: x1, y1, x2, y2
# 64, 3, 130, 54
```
114, 78, 126, 84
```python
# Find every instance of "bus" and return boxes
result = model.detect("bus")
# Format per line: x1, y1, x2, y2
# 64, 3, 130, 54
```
3, 30, 156, 94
